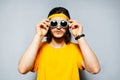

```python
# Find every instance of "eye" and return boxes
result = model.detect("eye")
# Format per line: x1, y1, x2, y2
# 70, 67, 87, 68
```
50, 20, 58, 27
60, 20, 68, 27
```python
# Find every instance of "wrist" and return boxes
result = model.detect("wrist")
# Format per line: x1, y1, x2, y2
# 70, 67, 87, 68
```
75, 34, 85, 40
34, 34, 44, 41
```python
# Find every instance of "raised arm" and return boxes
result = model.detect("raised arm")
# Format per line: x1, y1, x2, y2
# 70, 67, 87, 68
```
77, 37, 100, 74
69, 20, 100, 74
18, 19, 49, 74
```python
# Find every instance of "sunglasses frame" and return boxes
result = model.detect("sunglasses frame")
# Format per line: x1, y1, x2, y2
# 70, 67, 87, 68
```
50, 20, 69, 28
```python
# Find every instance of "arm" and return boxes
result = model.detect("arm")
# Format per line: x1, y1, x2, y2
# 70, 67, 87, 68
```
69, 20, 100, 74
77, 37, 100, 74
18, 19, 49, 74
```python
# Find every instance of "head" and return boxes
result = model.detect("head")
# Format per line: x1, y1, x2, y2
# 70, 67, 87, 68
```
46, 7, 71, 44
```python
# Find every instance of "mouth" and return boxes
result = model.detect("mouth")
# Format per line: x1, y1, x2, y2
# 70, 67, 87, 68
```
55, 30, 63, 34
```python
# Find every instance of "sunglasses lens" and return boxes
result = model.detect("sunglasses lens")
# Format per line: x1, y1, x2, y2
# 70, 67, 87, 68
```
60, 20, 68, 28
50, 20, 57, 28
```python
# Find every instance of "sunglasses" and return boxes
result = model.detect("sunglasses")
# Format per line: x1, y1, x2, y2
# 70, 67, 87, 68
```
50, 20, 68, 28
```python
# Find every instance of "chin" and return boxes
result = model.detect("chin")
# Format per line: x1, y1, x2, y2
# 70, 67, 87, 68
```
53, 35, 64, 39
55, 36, 63, 39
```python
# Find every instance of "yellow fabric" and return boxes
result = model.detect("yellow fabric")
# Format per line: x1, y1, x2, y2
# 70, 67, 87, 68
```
48, 14, 70, 20
32, 42, 83, 80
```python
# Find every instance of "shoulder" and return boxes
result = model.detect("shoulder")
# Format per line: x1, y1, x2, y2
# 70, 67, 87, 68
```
68, 42, 79, 48
41, 41, 49, 46
66, 42, 80, 51
40, 41, 51, 49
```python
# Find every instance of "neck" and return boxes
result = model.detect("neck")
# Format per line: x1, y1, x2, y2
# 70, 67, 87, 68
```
50, 38, 66, 48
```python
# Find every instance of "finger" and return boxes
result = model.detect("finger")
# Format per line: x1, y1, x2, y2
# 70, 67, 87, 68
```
40, 23, 48, 30
68, 19, 76, 23
69, 23, 72, 28
68, 20, 76, 28
69, 23, 75, 29
36, 19, 49, 30
68, 19, 73, 22
45, 19, 49, 22
69, 21, 74, 28
43, 19, 50, 27
43, 21, 49, 27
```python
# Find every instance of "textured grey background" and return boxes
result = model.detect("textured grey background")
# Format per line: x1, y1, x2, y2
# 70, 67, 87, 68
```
0, 0, 120, 80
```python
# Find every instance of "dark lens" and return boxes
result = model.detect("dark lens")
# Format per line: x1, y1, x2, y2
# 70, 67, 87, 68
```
50, 20, 57, 27
60, 20, 68, 28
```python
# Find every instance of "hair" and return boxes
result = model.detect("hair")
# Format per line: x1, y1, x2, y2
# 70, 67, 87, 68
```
46, 7, 71, 44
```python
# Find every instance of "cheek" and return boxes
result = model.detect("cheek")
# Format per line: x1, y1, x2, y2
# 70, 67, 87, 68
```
62, 28, 67, 33
50, 28, 57, 35
62, 29, 66, 33
50, 28, 55, 33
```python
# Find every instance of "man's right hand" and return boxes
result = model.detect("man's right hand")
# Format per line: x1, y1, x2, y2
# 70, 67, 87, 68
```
36, 19, 50, 38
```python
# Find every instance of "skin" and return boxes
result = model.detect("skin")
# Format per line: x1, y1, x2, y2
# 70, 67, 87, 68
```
18, 17, 100, 74
49, 17, 68, 48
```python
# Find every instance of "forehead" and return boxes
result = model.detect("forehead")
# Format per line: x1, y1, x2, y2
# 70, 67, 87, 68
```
50, 17, 67, 21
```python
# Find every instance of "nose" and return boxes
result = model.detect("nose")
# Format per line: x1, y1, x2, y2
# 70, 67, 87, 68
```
56, 25, 61, 29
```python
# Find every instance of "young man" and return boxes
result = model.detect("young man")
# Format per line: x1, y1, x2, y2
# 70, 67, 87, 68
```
18, 7, 100, 80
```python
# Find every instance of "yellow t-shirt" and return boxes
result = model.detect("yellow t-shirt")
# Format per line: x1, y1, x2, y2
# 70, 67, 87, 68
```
32, 42, 83, 80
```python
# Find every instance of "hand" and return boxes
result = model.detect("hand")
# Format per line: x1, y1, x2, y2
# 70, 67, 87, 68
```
69, 20, 83, 37
36, 19, 49, 38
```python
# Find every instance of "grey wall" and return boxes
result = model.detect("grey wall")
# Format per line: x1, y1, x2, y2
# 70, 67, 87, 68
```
0, 0, 120, 80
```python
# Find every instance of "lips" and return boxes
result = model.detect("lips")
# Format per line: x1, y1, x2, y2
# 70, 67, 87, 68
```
55, 31, 63, 34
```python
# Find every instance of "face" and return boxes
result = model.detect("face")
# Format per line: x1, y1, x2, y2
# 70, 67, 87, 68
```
49, 17, 68, 39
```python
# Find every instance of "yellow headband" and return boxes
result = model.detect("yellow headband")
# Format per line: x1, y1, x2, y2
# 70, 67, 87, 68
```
48, 14, 69, 20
